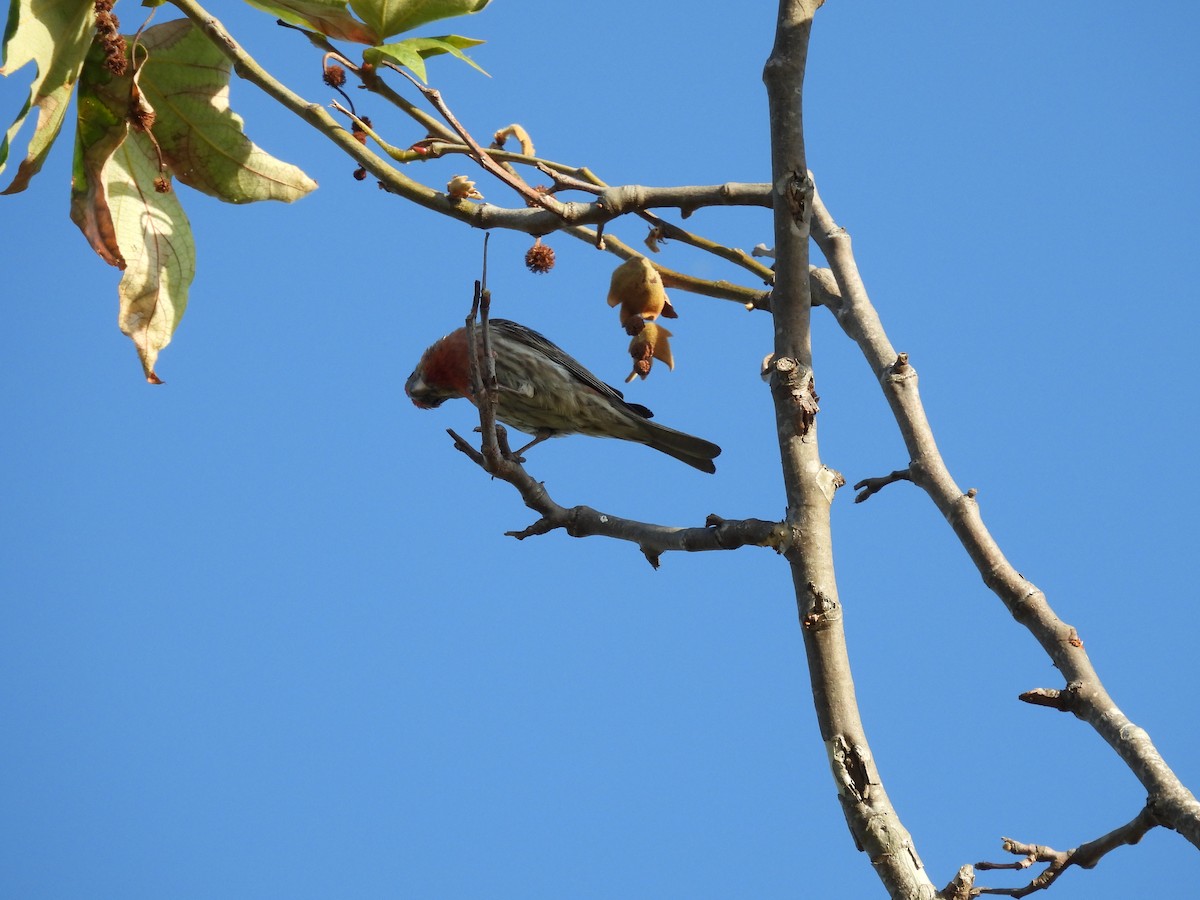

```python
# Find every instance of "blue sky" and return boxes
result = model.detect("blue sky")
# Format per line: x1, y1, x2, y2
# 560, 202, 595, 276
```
2, 3, 1198, 897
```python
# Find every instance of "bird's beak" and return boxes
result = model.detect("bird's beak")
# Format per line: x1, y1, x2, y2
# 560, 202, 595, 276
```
405, 371, 444, 408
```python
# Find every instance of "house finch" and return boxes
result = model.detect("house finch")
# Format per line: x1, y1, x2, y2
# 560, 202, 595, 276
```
405, 319, 721, 473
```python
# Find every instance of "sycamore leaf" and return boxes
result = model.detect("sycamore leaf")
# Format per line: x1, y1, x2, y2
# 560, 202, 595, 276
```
70, 19, 314, 380
402, 35, 486, 75
135, 19, 317, 203
349, 0, 489, 41
364, 34, 486, 83
0, 0, 95, 192
363, 39, 426, 81
107, 130, 195, 383
242, 0, 380, 44
69, 34, 193, 381
69, 40, 134, 268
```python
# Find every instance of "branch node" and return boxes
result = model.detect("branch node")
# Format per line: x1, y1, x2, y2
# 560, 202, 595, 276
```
1018, 683, 1084, 713
937, 865, 975, 900
801, 581, 840, 630
827, 734, 872, 802
769, 356, 819, 436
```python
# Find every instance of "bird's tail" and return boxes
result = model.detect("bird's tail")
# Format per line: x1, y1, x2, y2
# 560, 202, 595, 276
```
635, 420, 722, 473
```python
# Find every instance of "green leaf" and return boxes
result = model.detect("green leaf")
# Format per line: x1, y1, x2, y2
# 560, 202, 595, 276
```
364, 39, 427, 82
69, 39, 135, 268
349, 0, 490, 41
242, 0, 380, 44
403, 35, 487, 75
135, 19, 318, 203
0, 0, 95, 193
364, 34, 486, 83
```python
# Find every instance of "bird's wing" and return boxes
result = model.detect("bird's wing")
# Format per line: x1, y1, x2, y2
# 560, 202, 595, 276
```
489, 319, 654, 419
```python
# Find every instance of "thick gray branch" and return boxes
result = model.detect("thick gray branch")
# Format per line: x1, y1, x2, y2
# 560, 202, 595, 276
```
765, 3, 934, 898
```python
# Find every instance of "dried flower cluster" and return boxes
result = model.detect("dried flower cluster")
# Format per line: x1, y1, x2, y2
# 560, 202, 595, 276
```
524, 239, 555, 274
94, 1, 127, 76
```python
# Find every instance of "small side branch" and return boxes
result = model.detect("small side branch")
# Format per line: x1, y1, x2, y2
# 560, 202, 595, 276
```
975, 806, 1159, 897
509, 507, 789, 570
447, 425, 786, 567
391, 65, 566, 215
852, 468, 912, 503
1018, 683, 1084, 714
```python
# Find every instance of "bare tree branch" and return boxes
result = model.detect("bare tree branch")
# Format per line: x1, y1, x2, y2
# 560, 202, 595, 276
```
974, 806, 1159, 897
446, 418, 787, 568
170, 0, 774, 236
764, 2, 935, 897
808, 180, 1200, 850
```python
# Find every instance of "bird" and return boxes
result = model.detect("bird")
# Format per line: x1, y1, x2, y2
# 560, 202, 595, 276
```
405, 318, 721, 473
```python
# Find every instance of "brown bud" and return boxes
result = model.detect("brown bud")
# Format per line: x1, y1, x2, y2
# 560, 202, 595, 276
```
94, 2, 128, 75
625, 322, 674, 382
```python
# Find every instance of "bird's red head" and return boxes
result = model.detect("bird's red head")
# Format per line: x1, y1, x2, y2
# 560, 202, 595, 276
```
405, 329, 474, 409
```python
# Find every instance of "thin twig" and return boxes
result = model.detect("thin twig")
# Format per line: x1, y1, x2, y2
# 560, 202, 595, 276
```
389, 64, 564, 215
974, 806, 1159, 897
852, 468, 912, 503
